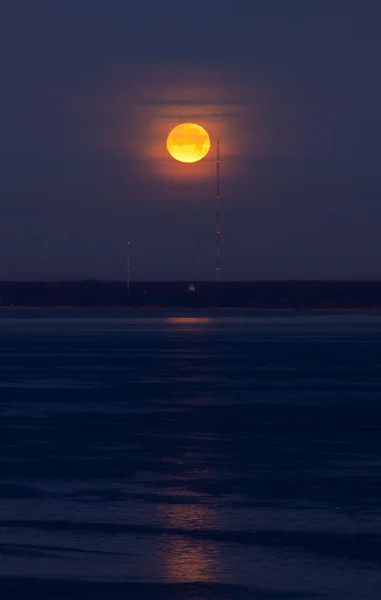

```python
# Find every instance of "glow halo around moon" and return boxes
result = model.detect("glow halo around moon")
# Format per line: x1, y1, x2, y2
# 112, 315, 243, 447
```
166, 123, 211, 163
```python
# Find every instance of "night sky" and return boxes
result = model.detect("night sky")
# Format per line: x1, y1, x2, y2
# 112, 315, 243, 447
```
1, 2, 380, 281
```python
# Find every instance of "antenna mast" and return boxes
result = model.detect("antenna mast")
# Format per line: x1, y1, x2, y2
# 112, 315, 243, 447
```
44, 234, 48, 281
216, 139, 221, 283
126, 241, 131, 294
197, 244, 200, 290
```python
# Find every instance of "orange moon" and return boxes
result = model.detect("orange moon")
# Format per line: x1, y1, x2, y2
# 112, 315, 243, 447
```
166, 123, 211, 163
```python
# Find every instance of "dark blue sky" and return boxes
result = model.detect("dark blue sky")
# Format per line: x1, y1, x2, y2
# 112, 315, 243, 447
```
1, 1, 380, 280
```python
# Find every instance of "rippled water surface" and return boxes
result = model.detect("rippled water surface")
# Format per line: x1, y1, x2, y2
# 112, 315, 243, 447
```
0, 310, 380, 599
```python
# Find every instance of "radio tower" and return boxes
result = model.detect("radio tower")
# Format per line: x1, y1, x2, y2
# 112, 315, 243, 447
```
126, 241, 131, 294
44, 234, 48, 281
197, 243, 200, 290
216, 139, 221, 283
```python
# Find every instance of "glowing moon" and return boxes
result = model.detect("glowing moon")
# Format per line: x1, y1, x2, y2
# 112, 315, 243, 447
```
166, 123, 211, 163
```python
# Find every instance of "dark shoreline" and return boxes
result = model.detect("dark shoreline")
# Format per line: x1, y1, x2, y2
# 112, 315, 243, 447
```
2, 306, 381, 313
2, 280, 381, 310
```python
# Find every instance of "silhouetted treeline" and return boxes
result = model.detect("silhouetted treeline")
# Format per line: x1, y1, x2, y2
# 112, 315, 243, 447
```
1, 280, 381, 309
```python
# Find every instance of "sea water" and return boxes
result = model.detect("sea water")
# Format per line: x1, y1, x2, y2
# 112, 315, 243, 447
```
0, 310, 380, 599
